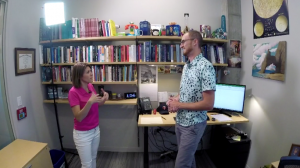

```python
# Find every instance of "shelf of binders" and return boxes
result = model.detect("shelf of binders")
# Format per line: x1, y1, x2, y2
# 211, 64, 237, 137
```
43, 98, 137, 105
40, 62, 137, 66
41, 81, 137, 85
39, 36, 228, 44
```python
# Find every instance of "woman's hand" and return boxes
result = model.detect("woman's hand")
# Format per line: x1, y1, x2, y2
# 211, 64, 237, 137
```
101, 88, 109, 101
88, 93, 103, 104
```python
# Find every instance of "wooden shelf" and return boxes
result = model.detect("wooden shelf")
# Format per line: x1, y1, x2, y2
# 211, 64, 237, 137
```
136, 62, 228, 67
137, 62, 185, 65
40, 63, 76, 66
41, 62, 228, 67
39, 36, 136, 44
137, 36, 228, 43
39, 36, 228, 44
92, 81, 137, 85
43, 98, 137, 105
40, 62, 137, 66
213, 63, 228, 67
137, 36, 182, 41
42, 81, 137, 85
42, 82, 72, 84
89, 62, 136, 65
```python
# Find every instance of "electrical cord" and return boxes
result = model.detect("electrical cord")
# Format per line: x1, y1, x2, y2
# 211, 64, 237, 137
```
150, 128, 164, 152
158, 131, 177, 152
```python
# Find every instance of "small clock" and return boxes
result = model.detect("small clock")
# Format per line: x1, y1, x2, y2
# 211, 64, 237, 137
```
124, 92, 137, 99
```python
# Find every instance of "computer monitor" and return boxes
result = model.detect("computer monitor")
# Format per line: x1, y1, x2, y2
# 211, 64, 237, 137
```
213, 83, 246, 117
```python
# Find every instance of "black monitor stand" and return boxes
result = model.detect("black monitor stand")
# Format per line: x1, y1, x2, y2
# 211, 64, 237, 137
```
213, 109, 240, 117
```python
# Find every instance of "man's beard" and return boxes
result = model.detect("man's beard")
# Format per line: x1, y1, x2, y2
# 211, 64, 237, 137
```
183, 47, 192, 56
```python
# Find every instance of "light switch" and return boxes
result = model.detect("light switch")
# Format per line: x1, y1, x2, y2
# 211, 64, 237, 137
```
17, 96, 22, 106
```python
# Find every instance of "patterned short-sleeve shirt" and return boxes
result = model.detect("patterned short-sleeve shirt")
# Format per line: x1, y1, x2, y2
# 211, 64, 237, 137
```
176, 53, 216, 127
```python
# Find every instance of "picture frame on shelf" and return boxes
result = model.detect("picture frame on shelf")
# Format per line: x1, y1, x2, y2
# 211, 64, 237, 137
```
14, 48, 36, 76
289, 144, 300, 156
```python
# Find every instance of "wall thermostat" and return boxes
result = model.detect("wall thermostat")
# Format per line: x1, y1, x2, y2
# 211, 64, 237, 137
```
124, 92, 137, 99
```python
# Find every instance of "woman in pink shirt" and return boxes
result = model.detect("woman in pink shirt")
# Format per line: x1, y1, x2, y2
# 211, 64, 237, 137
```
68, 62, 108, 168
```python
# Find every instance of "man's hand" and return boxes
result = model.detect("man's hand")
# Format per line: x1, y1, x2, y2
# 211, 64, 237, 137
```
166, 95, 179, 106
168, 100, 180, 112
167, 95, 180, 112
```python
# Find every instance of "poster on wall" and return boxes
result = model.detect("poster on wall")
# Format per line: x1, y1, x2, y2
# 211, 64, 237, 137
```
252, 41, 286, 82
253, 0, 289, 39
139, 65, 158, 101
228, 40, 242, 68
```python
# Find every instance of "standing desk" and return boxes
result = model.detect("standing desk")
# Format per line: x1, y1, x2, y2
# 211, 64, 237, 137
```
137, 112, 249, 168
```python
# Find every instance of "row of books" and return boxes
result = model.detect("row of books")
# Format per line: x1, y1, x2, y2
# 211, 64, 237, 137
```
41, 65, 136, 83
202, 44, 226, 64
40, 45, 137, 64
39, 42, 188, 64
71, 18, 117, 38
41, 66, 73, 82
39, 17, 117, 41
39, 43, 225, 65
92, 64, 136, 82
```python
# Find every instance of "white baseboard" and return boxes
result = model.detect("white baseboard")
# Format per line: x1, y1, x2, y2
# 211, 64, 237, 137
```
100, 146, 143, 152
62, 143, 143, 152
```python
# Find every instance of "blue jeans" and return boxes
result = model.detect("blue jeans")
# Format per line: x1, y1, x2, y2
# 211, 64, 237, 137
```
175, 121, 207, 168
73, 126, 100, 168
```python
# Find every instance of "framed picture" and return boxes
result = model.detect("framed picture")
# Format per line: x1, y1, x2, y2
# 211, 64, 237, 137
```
15, 48, 36, 76
228, 39, 242, 68
289, 144, 300, 156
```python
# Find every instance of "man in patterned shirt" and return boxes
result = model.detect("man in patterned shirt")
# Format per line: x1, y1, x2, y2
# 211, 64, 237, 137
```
167, 30, 216, 168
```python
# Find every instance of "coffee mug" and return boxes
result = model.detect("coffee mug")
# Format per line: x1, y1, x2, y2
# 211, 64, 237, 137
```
134, 29, 143, 36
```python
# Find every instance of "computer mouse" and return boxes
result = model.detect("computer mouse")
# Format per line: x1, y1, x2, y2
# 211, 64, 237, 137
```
212, 117, 216, 121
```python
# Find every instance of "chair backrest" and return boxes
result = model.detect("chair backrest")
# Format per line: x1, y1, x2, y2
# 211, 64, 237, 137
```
279, 156, 300, 168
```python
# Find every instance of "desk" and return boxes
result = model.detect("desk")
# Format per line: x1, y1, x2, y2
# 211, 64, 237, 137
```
138, 112, 249, 168
271, 161, 279, 168
0, 139, 53, 168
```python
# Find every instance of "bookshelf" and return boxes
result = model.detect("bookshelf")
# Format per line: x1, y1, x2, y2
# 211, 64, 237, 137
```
40, 36, 228, 105
136, 36, 228, 43
39, 36, 136, 44
39, 36, 228, 44
42, 81, 137, 85
136, 62, 228, 66
40, 62, 137, 66
43, 98, 137, 105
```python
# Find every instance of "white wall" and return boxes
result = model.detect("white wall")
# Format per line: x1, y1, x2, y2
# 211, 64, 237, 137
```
240, 0, 300, 167
5, 0, 60, 149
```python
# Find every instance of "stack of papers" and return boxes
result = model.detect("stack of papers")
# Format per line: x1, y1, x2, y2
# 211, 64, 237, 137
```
211, 114, 232, 121
141, 117, 163, 124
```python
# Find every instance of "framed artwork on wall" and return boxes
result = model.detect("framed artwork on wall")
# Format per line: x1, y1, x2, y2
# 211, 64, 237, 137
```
252, 41, 286, 82
14, 48, 36, 76
228, 39, 242, 68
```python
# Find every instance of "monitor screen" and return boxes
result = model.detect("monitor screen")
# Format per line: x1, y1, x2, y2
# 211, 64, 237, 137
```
213, 83, 246, 113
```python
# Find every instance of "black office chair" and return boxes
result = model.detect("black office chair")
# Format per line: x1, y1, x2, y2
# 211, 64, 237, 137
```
278, 156, 300, 168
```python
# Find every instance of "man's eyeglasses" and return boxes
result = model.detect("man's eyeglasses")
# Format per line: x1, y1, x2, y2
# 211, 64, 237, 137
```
180, 38, 194, 44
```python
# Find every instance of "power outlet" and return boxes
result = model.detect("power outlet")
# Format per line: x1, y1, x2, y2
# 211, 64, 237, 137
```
17, 96, 22, 107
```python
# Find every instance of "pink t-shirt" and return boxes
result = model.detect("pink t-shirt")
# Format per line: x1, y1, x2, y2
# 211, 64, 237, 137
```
68, 83, 99, 131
